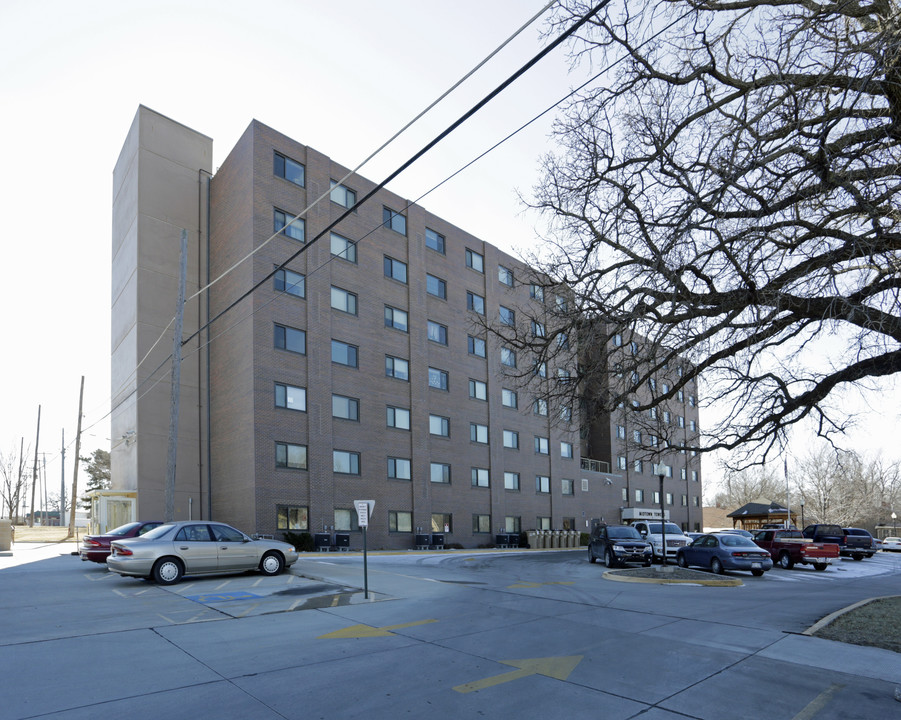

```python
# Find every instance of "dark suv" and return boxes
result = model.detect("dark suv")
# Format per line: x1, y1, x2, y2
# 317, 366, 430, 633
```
588, 524, 653, 568
842, 528, 876, 560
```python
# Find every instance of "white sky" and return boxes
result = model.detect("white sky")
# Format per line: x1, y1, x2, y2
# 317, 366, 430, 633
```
0, 0, 897, 504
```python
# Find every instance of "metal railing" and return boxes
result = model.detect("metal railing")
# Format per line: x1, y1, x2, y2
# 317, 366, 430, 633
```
580, 457, 611, 474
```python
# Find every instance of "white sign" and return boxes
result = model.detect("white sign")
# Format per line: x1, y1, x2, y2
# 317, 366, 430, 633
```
354, 499, 375, 528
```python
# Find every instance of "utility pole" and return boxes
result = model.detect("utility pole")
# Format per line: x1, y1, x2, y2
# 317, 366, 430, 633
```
67, 376, 84, 538
165, 229, 188, 522
29, 406, 40, 528
60, 429, 66, 526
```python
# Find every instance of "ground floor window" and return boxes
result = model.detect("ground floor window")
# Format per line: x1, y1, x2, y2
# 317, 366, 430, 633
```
562, 517, 576, 531
389, 511, 412, 532
277, 505, 308, 530
334, 508, 360, 532
505, 516, 521, 533
431, 513, 452, 533
472, 514, 490, 533
537, 516, 551, 530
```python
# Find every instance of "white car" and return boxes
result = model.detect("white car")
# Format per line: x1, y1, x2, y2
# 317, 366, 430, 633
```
881, 536, 901, 552
630, 520, 690, 561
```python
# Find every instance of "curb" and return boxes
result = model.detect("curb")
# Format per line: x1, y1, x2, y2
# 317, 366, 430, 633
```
803, 594, 901, 636
602, 568, 743, 586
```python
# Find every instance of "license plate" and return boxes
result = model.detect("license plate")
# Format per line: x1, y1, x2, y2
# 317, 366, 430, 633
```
751, 562, 761, 569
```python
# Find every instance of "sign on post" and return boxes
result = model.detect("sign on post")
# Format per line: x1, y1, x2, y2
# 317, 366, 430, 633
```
354, 500, 374, 527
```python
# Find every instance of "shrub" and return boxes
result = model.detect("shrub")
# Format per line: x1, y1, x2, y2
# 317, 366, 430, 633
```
283, 531, 314, 552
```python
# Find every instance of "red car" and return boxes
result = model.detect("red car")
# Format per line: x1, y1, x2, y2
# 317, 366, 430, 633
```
79, 521, 163, 563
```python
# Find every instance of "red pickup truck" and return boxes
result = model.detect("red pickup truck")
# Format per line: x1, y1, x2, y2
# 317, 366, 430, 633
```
752, 529, 840, 570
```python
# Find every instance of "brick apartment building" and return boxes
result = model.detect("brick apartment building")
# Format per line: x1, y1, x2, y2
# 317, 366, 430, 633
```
111, 106, 702, 548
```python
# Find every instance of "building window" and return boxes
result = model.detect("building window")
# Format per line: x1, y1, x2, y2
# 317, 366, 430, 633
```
681, 494, 688, 506
503, 430, 519, 449
633, 430, 642, 444
678, 389, 685, 402
502, 388, 518, 408
334, 509, 359, 532
536, 475, 551, 493
277, 506, 308, 530
384, 256, 408, 283
534, 436, 549, 454
689, 395, 696, 407
385, 305, 409, 332
431, 514, 452, 533
389, 510, 413, 532
666, 492, 674, 505
653, 491, 661, 504
387, 406, 411, 430
383, 206, 406, 235
500, 348, 517, 367
428, 367, 449, 391
562, 478, 575, 495
465, 248, 484, 273
425, 227, 445, 254
499, 305, 515, 326
467, 291, 485, 315
471, 467, 489, 487
274, 208, 305, 242
536, 516, 551, 530
276, 442, 307, 470
530, 284, 544, 301
430, 462, 451, 483
635, 489, 645, 503
330, 180, 356, 208
678, 415, 685, 428
274, 268, 305, 297
681, 468, 688, 481
634, 459, 643, 473
617, 455, 627, 470
663, 410, 671, 423
561, 441, 573, 459
689, 419, 697, 432
556, 332, 569, 349
331, 340, 358, 367
426, 274, 447, 299
428, 320, 448, 345
504, 472, 520, 491
612, 333, 623, 347
275, 324, 306, 354
693, 496, 700, 507
555, 294, 568, 312
331, 286, 358, 315
333, 450, 360, 475
468, 335, 486, 357
472, 514, 491, 533
531, 320, 546, 337
331, 232, 357, 263
385, 355, 410, 381
332, 394, 359, 421
469, 379, 487, 400
535, 361, 547, 378
692, 470, 699, 482
274, 151, 304, 186
498, 265, 513, 286
622, 487, 628, 502
388, 457, 411, 480
275, 383, 306, 412
505, 516, 522, 533
533, 398, 548, 416
470, 423, 488, 444
429, 415, 450, 437
616, 425, 626, 439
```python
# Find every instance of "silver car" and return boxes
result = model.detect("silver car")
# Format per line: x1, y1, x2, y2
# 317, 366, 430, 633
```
107, 521, 299, 585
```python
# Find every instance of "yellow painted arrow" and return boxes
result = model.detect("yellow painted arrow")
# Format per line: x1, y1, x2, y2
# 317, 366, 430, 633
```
317, 619, 437, 639
453, 655, 583, 693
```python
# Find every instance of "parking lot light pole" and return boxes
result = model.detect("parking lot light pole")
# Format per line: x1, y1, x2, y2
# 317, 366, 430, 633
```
893, 511, 897, 536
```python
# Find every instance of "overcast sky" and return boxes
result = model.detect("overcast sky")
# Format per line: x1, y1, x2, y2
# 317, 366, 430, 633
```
1, 0, 897, 506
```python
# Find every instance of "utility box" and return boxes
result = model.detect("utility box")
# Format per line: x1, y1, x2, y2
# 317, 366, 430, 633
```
0, 520, 12, 551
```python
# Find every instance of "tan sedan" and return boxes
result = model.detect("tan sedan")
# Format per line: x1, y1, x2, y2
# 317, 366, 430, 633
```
107, 521, 298, 585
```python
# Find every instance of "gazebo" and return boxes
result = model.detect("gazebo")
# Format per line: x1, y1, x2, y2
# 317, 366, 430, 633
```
727, 501, 796, 531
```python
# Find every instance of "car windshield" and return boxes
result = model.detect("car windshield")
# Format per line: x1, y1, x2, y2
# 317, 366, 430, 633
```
647, 523, 683, 534
608, 527, 642, 539
719, 535, 757, 547
107, 522, 143, 536
138, 524, 178, 541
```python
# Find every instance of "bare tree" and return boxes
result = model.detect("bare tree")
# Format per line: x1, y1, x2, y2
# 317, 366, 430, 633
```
711, 464, 784, 509
517, 0, 901, 466
0, 444, 30, 522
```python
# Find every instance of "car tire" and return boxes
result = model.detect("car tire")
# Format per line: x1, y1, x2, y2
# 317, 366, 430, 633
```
852, 554, 864, 561
751, 569, 765, 577
778, 552, 794, 570
813, 563, 828, 571
588, 547, 596, 564
604, 549, 618, 569
643, 558, 652, 567
677, 554, 688, 568
152, 557, 184, 585
259, 551, 285, 576
711, 557, 724, 575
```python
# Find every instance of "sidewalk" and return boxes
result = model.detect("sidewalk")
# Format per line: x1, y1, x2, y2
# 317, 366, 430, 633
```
0, 540, 79, 570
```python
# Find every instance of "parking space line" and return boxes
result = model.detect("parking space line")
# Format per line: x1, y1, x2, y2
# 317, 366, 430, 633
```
792, 683, 843, 720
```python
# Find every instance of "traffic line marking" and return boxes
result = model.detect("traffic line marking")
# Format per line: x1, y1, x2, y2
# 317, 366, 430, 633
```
317, 619, 437, 639
454, 655, 583, 693
792, 683, 844, 720
507, 581, 574, 589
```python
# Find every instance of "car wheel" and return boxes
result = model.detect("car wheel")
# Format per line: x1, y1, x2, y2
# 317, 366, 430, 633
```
588, 547, 596, 564
751, 569, 765, 577
604, 549, 618, 569
260, 551, 285, 576
852, 554, 864, 561
152, 557, 184, 585
710, 557, 724, 575
779, 552, 794, 570
643, 558, 652, 567
677, 554, 688, 568
813, 563, 828, 571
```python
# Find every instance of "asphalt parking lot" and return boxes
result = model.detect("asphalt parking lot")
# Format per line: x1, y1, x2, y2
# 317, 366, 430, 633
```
1, 542, 899, 720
